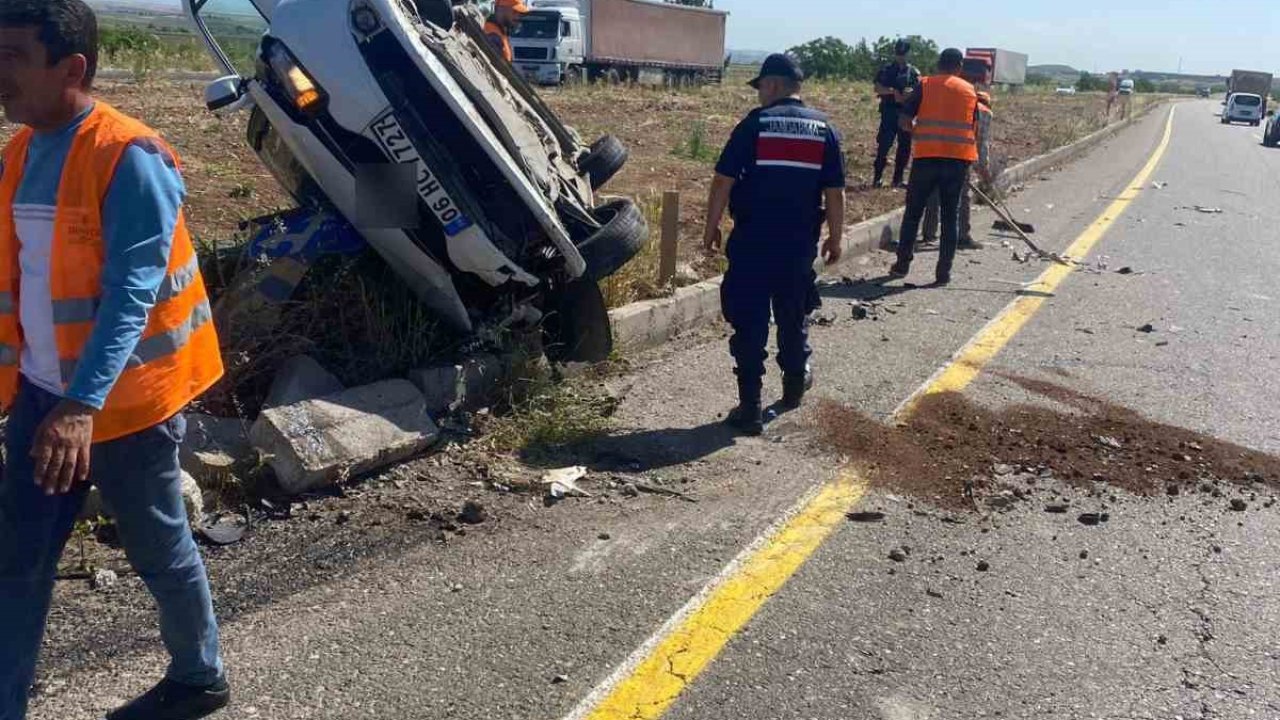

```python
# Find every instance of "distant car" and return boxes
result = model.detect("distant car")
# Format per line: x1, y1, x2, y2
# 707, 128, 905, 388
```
1196, 87, 1211, 98
1054, 86, 1077, 96
1118, 78, 1135, 95
1264, 110, 1280, 147
1223, 92, 1265, 125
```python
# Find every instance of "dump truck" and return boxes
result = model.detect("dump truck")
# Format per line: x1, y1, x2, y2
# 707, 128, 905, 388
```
509, 0, 728, 86
963, 48, 1029, 86
1227, 69, 1274, 113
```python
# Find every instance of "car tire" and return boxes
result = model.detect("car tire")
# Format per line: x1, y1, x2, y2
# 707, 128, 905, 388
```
578, 135, 628, 191
577, 198, 649, 281
541, 277, 613, 363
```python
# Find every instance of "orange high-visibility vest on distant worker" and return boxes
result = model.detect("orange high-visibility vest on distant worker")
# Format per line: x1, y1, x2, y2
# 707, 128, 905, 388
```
912, 74, 979, 162
484, 20, 514, 63
0, 102, 224, 443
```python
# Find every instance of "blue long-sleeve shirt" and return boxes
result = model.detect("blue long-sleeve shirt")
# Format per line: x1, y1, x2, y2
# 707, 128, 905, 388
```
11, 104, 186, 409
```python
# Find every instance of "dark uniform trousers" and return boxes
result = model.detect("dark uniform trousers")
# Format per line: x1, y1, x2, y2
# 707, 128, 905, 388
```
896, 158, 970, 279
720, 249, 815, 403
922, 181, 972, 242
874, 109, 912, 185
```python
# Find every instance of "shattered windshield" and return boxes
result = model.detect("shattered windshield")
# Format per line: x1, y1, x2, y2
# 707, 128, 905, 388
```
192, 0, 267, 75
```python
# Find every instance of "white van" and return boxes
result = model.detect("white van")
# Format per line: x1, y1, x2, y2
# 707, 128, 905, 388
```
1223, 93, 1265, 126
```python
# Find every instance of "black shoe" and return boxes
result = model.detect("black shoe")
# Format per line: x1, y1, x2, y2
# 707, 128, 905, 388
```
107, 677, 230, 720
933, 274, 951, 286
781, 371, 814, 410
888, 262, 910, 278
920, 236, 938, 247
725, 403, 764, 436
872, 178, 884, 189
892, 181, 908, 189
958, 237, 985, 250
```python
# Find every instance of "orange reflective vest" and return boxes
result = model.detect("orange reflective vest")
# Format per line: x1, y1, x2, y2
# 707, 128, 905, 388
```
484, 20, 513, 63
912, 74, 979, 162
0, 102, 224, 443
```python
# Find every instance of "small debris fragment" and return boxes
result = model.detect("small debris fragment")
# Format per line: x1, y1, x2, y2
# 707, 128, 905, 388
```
1229, 499, 1247, 512
459, 501, 488, 525
1077, 512, 1110, 526
846, 511, 886, 523
851, 304, 870, 321
1095, 435, 1124, 449
1136, 323, 1155, 333
1151, 181, 1168, 189
926, 588, 944, 599
976, 561, 990, 572
542, 466, 592, 499
1116, 266, 1134, 275
620, 483, 640, 498
551, 674, 569, 685
1044, 504, 1070, 514
335, 510, 351, 525
1166, 484, 1180, 497
197, 515, 248, 546
1157, 634, 1168, 645
91, 568, 118, 591
1079, 550, 1089, 560
1191, 206, 1223, 214
888, 548, 908, 562
598, 532, 612, 541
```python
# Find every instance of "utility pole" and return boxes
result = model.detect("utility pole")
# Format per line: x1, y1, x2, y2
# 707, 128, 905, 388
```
1178, 56, 1183, 74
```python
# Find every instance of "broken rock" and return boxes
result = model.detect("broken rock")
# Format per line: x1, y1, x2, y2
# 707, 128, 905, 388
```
251, 380, 440, 493
407, 355, 507, 416
263, 354, 344, 409
91, 568, 118, 591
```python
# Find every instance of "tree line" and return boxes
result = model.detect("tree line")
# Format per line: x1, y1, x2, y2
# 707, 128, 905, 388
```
785, 35, 940, 81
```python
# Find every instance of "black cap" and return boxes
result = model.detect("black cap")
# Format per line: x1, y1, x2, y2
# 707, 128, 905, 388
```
894, 39, 911, 56
748, 53, 804, 88
939, 47, 965, 68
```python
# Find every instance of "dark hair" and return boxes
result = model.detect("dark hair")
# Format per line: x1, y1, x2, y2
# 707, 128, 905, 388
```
0, 0, 99, 87
938, 48, 964, 72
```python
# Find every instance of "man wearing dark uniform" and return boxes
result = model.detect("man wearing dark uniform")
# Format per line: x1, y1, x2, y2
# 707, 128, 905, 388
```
703, 54, 846, 435
872, 39, 920, 188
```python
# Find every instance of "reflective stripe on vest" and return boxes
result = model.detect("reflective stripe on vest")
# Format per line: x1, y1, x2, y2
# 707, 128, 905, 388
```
912, 75, 979, 162
0, 101, 224, 442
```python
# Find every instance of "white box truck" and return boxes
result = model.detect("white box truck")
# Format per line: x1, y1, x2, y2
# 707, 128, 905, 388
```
964, 47, 1028, 86
509, 0, 728, 86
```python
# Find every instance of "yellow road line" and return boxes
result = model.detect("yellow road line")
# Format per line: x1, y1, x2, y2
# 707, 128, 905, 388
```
894, 104, 1177, 416
564, 105, 1177, 720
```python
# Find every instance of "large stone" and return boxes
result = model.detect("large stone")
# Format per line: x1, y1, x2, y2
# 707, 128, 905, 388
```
407, 355, 507, 415
250, 380, 439, 493
263, 355, 345, 410
80, 471, 204, 523
181, 413, 252, 489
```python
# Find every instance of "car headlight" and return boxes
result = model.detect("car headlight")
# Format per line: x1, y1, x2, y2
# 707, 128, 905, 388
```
264, 40, 326, 115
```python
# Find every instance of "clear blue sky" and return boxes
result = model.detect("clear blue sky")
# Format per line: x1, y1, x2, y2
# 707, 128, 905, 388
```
722, 0, 1277, 76
123, 0, 1275, 76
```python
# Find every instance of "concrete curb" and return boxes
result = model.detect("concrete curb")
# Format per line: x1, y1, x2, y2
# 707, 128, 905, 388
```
609, 100, 1169, 352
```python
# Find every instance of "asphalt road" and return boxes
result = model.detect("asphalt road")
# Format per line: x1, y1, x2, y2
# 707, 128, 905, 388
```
28, 100, 1280, 720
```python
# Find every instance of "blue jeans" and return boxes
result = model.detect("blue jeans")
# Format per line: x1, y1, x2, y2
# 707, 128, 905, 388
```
0, 379, 223, 720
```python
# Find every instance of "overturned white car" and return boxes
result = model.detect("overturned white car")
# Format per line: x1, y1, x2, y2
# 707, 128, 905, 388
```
184, 0, 645, 361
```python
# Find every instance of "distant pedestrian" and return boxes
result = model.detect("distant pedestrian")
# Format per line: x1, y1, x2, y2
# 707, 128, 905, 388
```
889, 48, 980, 286
921, 90, 994, 250
704, 54, 845, 435
484, 0, 530, 63
872, 39, 920, 188
0, 2, 228, 719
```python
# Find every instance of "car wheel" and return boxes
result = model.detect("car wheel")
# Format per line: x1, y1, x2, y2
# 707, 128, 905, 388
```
541, 277, 613, 363
414, 0, 454, 30
578, 135, 628, 191
577, 198, 649, 281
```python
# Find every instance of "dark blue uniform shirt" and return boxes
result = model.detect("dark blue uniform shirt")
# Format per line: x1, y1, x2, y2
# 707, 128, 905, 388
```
875, 61, 920, 113
715, 98, 845, 268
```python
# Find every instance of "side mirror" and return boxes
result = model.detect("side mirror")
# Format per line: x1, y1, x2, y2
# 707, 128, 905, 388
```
205, 75, 251, 115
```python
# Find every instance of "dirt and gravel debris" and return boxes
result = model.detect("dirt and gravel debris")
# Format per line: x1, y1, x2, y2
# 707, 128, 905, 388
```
816, 376, 1280, 508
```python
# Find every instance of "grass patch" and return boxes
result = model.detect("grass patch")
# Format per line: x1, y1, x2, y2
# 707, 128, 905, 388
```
672, 120, 719, 163
600, 190, 667, 307
479, 373, 618, 454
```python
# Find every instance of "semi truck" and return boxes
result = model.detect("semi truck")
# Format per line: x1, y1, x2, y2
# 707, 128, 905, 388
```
508, 0, 728, 86
1227, 69, 1274, 113
963, 48, 1029, 86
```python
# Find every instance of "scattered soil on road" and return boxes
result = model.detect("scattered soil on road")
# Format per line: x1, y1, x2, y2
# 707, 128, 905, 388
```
817, 377, 1280, 507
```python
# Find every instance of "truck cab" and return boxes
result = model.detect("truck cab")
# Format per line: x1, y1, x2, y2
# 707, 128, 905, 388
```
510, 0, 584, 85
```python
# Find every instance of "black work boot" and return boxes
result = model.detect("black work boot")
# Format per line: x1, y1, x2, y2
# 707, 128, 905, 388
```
107, 677, 230, 720
781, 370, 814, 410
725, 375, 764, 436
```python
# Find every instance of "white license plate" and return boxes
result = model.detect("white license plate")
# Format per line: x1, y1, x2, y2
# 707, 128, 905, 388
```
368, 111, 474, 237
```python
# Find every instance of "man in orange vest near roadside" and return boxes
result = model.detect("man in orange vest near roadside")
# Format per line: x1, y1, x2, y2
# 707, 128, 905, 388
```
889, 48, 979, 286
0, 2, 228, 719
920, 90, 994, 249
484, 0, 530, 63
